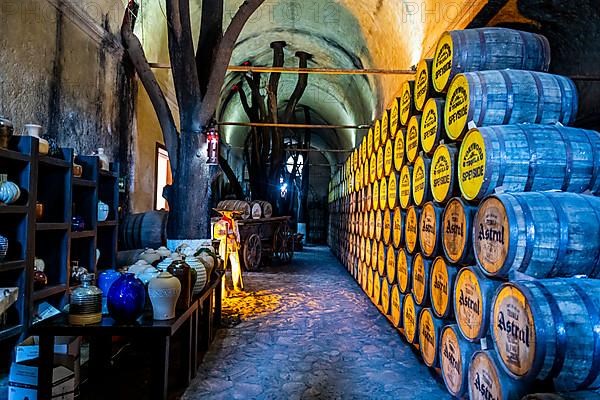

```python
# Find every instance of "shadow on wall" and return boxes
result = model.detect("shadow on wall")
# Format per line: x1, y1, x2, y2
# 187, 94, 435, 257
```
470, 0, 600, 130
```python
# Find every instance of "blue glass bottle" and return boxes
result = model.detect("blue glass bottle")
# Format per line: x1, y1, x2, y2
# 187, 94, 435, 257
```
107, 273, 145, 323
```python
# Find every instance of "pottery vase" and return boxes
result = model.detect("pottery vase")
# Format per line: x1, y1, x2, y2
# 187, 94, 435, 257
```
98, 269, 121, 315
0, 175, 20, 205
0, 235, 8, 262
33, 258, 48, 290
186, 257, 207, 295
96, 148, 109, 171
156, 246, 171, 259
69, 273, 102, 325
98, 201, 109, 222
71, 216, 85, 232
24, 124, 49, 155
107, 273, 145, 323
167, 259, 193, 310
139, 249, 161, 265
148, 271, 181, 320
0, 117, 13, 149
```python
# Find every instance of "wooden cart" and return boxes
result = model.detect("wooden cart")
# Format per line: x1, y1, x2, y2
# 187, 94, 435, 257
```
236, 216, 295, 271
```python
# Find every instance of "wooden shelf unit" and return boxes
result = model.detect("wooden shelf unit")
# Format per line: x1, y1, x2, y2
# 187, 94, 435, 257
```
0, 137, 120, 343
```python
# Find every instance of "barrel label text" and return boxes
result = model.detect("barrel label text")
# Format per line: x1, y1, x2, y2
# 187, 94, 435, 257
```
456, 269, 483, 340
474, 198, 509, 274
446, 74, 470, 140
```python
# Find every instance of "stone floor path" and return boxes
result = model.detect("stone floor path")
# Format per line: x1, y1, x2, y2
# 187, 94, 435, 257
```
182, 246, 450, 400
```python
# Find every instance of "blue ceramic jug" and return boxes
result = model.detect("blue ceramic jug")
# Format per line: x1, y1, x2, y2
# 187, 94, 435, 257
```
107, 273, 145, 323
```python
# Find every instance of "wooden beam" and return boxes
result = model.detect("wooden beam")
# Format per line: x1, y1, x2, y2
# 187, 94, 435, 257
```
218, 121, 370, 129
228, 146, 353, 153
149, 63, 414, 76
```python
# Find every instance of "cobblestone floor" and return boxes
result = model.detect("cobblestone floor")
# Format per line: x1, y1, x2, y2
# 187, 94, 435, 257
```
182, 246, 450, 400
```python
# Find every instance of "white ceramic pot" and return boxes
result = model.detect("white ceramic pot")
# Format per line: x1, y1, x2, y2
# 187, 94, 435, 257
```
138, 266, 160, 285
138, 249, 160, 265
156, 246, 171, 258
23, 124, 49, 155
148, 271, 181, 320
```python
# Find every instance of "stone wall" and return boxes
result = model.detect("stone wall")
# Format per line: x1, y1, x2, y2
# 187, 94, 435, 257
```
0, 0, 134, 189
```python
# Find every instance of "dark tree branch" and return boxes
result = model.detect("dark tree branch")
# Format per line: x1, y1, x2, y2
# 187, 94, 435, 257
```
234, 81, 256, 120
283, 52, 311, 123
196, 0, 224, 96
218, 154, 244, 199
267, 41, 286, 193
121, 1, 179, 173
166, 0, 202, 130
200, 0, 267, 125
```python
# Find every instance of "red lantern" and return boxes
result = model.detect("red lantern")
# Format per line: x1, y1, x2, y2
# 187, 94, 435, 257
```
207, 127, 219, 165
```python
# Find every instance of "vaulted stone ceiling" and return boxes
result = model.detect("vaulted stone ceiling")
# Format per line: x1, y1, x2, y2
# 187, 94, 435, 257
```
135, 0, 487, 162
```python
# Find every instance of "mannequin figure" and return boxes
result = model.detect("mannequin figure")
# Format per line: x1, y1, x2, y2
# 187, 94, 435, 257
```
213, 210, 244, 291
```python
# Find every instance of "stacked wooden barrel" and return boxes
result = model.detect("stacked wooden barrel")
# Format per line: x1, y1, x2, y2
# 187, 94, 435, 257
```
328, 26, 600, 399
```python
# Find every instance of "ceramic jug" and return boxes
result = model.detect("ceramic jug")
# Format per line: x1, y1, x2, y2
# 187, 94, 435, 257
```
148, 271, 181, 320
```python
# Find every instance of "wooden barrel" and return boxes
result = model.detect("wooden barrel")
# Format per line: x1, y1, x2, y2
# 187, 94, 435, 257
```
399, 165, 413, 209
376, 145, 385, 180
386, 246, 397, 284
374, 119, 381, 152
432, 27, 551, 93
419, 308, 445, 367
442, 198, 475, 265
419, 202, 443, 258
373, 272, 382, 305
412, 253, 432, 306
412, 155, 432, 207
492, 278, 600, 390
374, 209, 383, 242
369, 152, 377, 184
397, 248, 412, 294
359, 235, 365, 262
381, 109, 390, 145
365, 238, 372, 268
414, 59, 435, 111
363, 162, 369, 192
469, 350, 526, 400
406, 115, 422, 164
458, 125, 600, 201
367, 127, 374, 157
372, 179, 380, 211
400, 80, 416, 126
394, 130, 406, 172
384, 137, 394, 177
454, 266, 502, 342
391, 285, 403, 327
405, 206, 420, 254
390, 97, 400, 139
382, 208, 392, 246
430, 256, 458, 319
392, 207, 404, 249
379, 177, 388, 211
387, 172, 399, 210
441, 324, 480, 398
361, 263, 368, 291
120, 211, 168, 250
377, 241, 386, 277
431, 143, 458, 204
366, 268, 374, 297
217, 200, 251, 219
445, 70, 578, 141
366, 183, 373, 212
421, 98, 446, 155
403, 293, 422, 345
380, 279, 391, 315
370, 237, 378, 270
250, 202, 262, 219
474, 192, 600, 279
362, 211, 369, 238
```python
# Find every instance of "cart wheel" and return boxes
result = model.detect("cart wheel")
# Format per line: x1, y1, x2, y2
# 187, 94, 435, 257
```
274, 224, 295, 264
243, 234, 262, 271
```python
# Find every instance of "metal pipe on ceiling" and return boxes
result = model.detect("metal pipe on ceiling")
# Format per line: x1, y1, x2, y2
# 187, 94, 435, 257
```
148, 62, 414, 76
218, 121, 370, 130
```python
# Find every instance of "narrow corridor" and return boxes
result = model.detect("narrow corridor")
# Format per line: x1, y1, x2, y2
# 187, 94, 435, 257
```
183, 246, 450, 399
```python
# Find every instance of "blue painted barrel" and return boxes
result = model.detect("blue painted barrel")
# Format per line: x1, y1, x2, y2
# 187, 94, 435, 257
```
418, 308, 446, 367
468, 350, 527, 400
442, 197, 476, 266
492, 278, 600, 391
397, 248, 413, 294
433, 27, 551, 93
441, 324, 480, 398
474, 192, 600, 279
412, 253, 432, 306
459, 124, 600, 201
445, 70, 578, 141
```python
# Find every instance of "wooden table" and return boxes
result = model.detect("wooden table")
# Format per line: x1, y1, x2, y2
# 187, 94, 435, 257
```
31, 274, 223, 400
